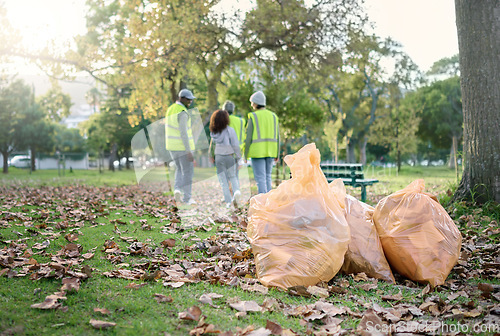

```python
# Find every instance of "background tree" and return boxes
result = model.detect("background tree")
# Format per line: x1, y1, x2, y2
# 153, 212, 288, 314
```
82, 87, 138, 171
409, 77, 462, 168
453, 0, 500, 203
370, 83, 420, 171
36, 82, 72, 122
85, 87, 102, 114
15, 101, 56, 172
427, 54, 460, 77
0, 77, 31, 173
54, 125, 86, 153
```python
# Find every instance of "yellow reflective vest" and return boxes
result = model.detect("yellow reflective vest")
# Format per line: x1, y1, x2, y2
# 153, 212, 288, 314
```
165, 103, 195, 151
229, 114, 245, 151
247, 109, 279, 158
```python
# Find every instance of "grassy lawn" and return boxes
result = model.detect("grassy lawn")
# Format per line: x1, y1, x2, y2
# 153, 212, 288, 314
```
1, 165, 499, 335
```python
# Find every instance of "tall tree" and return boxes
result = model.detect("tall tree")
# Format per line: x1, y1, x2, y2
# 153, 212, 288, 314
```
36, 82, 72, 122
427, 54, 460, 77
453, 0, 500, 203
66, 0, 365, 123
0, 77, 31, 173
370, 83, 420, 171
82, 87, 138, 171
318, 32, 421, 164
15, 102, 56, 172
198, 0, 365, 113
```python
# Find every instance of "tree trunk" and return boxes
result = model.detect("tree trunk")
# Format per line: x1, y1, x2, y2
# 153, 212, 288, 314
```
99, 150, 104, 174
453, 0, 500, 203
333, 137, 338, 163
359, 137, 367, 166
207, 76, 220, 115
448, 135, 458, 169
170, 80, 177, 104
1, 150, 8, 174
30, 148, 36, 172
346, 137, 357, 163
109, 143, 118, 171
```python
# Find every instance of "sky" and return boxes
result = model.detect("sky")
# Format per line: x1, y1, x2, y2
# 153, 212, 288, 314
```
2, 0, 459, 74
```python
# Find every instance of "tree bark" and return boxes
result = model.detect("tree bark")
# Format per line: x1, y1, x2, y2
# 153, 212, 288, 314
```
453, 0, 500, 203
359, 137, 367, 166
1, 151, 8, 174
30, 148, 36, 172
346, 137, 357, 163
448, 135, 458, 169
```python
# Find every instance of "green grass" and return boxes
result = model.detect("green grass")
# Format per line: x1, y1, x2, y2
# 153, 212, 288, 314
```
1, 164, 499, 335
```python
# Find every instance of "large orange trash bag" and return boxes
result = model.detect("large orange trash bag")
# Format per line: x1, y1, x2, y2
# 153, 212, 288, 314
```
372, 179, 462, 287
329, 179, 395, 283
247, 144, 350, 290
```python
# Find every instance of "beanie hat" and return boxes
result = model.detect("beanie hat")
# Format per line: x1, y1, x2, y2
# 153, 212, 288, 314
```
249, 91, 266, 106
222, 100, 235, 114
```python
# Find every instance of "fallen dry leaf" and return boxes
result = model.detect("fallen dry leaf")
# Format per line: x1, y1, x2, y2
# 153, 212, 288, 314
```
163, 281, 185, 288
240, 283, 269, 295
356, 309, 386, 333
31, 293, 66, 310
64, 233, 78, 242
306, 286, 329, 298
381, 292, 403, 301
161, 239, 176, 248
352, 272, 370, 282
287, 286, 311, 298
61, 277, 80, 292
265, 320, 283, 335
229, 300, 262, 312
93, 308, 111, 315
199, 293, 223, 307
154, 293, 173, 303
89, 319, 116, 329
124, 283, 146, 289
178, 306, 202, 321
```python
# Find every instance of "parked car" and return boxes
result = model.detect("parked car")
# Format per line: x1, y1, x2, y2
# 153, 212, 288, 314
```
113, 157, 136, 168
9, 155, 31, 168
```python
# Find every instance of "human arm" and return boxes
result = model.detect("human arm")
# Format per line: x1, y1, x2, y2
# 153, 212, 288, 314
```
208, 138, 215, 163
244, 118, 253, 161
275, 123, 280, 161
178, 111, 194, 161
228, 127, 241, 160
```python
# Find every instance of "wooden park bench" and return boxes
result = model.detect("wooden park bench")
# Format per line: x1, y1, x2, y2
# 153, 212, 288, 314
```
320, 163, 379, 202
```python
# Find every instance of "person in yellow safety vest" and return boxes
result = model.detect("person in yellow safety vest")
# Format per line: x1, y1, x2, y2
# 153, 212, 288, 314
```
244, 91, 279, 194
223, 100, 246, 152
165, 89, 197, 205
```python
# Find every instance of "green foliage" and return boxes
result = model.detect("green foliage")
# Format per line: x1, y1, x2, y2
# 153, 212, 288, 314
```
427, 54, 460, 77
36, 82, 72, 122
54, 125, 86, 153
14, 102, 56, 165
0, 77, 32, 160
370, 84, 420, 167
82, 87, 140, 164
405, 76, 462, 149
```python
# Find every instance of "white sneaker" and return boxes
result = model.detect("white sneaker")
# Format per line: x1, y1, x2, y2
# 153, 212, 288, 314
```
232, 190, 241, 206
186, 199, 197, 205
226, 203, 232, 208
174, 189, 182, 203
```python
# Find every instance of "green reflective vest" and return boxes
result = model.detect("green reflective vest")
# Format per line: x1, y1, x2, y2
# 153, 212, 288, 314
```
247, 109, 279, 158
165, 103, 195, 151
229, 114, 245, 151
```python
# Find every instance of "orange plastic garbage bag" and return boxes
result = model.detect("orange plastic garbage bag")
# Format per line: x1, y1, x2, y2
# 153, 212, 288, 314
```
247, 144, 350, 289
373, 179, 462, 287
329, 179, 395, 283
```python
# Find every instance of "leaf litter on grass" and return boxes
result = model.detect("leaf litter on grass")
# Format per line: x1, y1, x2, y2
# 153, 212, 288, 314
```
1, 182, 500, 335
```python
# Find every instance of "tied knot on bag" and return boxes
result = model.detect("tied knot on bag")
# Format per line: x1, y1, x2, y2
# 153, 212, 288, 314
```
284, 143, 321, 180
